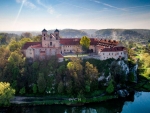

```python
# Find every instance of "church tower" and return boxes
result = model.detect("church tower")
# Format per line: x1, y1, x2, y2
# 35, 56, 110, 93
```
54, 29, 60, 40
42, 29, 48, 47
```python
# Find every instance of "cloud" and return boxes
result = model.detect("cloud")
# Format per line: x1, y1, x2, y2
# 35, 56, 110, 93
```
16, 0, 37, 9
91, 0, 127, 11
36, 0, 55, 14
123, 5, 150, 11
47, 7, 54, 14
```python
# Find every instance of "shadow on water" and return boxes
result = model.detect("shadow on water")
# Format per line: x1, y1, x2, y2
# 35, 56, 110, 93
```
0, 92, 136, 113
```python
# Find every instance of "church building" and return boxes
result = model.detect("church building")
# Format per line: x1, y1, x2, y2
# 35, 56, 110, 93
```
22, 29, 127, 62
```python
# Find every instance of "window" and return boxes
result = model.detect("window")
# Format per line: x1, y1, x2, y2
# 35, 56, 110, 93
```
112, 53, 113, 55
50, 42, 52, 46
44, 37, 45, 40
56, 34, 58, 36
50, 36, 52, 39
44, 34, 45, 36
103, 53, 104, 55
109, 53, 110, 55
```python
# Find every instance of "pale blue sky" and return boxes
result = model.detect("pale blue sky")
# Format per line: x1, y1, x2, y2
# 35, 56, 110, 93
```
0, 0, 150, 31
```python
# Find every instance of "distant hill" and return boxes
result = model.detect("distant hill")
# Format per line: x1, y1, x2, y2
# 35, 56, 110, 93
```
1, 29, 150, 44
95, 29, 150, 43
59, 29, 88, 38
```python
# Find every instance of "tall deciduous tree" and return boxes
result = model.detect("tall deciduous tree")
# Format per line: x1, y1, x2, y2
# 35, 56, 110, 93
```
37, 73, 46, 93
80, 36, 91, 52
0, 82, 15, 106
57, 81, 64, 94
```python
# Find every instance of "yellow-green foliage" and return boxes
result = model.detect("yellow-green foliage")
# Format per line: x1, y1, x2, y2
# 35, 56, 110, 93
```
80, 36, 91, 49
0, 82, 15, 106
140, 53, 150, 68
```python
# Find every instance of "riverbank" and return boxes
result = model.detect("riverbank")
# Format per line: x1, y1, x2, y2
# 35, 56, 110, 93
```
10, 93, 117, 106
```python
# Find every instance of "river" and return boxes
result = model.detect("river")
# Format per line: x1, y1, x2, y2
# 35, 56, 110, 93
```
0, 92, 150, 113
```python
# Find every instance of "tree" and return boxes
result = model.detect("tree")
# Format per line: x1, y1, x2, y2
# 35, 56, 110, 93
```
57, 81, 64, 94
73, 45, 82, 57
0, 82, 15, 106
67, 58, 83, 78
32, 83, 37, 94
106, 80, 114, 94
21, 32, 32, 38
19, 87, 26, 95
85, 62, 99, 90
80, 36, 91, 52
32, 35, 42, 41
66, 81, 72, 95
85, 61, 99, 80
8, 39, 20, 52
37, 73, 46, 93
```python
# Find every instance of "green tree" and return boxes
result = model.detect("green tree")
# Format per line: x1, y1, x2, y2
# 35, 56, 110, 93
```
67, 58, 83, 78
8, 39, 20, 52
0, 82, 15, 106
80, 36, 90, 52
19, 87, 26, 95
37, 73, 46, 93
106, 80, 114, 94
66, 81, 72, 95
57, 81, 64, 94
32, 83, 37, 94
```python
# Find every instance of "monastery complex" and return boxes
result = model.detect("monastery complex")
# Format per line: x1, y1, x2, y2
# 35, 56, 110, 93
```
22, 29, 127, 62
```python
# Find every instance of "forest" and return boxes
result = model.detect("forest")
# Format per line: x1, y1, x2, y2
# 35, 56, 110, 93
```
0, 32, 150, 106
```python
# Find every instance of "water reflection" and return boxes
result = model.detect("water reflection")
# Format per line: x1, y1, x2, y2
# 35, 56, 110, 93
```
2, 91, 146, 113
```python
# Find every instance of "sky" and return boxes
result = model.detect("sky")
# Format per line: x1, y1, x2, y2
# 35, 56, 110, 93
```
0, 0, 150, 31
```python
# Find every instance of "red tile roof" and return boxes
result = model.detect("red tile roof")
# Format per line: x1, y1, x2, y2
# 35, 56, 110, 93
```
60, 38, 80, 45
31, 44, 42, 48
56, 54, 63, 58
22, 38, 119, 50
101, 46, 125, 52
60, 38, 119, 46
22, 42, 41, 50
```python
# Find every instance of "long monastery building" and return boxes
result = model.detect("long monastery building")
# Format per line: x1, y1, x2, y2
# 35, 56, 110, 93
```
22, 29, 127, 62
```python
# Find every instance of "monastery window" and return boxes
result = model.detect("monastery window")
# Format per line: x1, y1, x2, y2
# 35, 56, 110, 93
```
121, 52, 122, 54
56, 34, 58, 36
44, 34, 45, 36
112, 53, 113, 55
103, 53, 104, 55
50, 42, 52, 46
109, 53, 110, 55
44, 37, 45, 40
50, 36, 52, 39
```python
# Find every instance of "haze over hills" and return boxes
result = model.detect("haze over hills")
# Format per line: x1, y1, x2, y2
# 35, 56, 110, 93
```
1, 29, 150, 44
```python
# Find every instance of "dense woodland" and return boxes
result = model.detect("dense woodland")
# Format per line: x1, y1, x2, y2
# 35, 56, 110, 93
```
0, 31, 150, 106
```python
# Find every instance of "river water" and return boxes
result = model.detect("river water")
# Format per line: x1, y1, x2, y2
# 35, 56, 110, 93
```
1, 92, 150, 113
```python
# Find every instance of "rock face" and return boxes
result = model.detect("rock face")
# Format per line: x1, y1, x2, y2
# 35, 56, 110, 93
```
117, 60, 129, 75
117, 89, 129, 97
130, 60, 138, 83
110, 60, 129, 82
